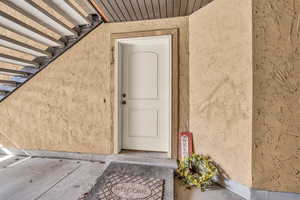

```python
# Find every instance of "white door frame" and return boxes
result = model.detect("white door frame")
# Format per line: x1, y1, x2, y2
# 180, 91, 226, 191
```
114, 35, 172, 157
111, 29, 179, 159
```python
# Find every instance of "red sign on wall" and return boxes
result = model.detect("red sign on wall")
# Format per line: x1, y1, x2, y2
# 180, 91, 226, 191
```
179, 132, 193, 160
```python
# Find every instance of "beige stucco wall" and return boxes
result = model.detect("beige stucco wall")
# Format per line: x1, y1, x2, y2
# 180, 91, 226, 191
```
189, 0, 300, 193
0, 16, 189, 154
189, 0, 253, 187
253, 0, 300, 193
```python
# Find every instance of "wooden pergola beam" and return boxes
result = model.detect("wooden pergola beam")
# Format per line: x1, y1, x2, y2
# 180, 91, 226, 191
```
0, 79, 19, 86
0, 68, 32, 77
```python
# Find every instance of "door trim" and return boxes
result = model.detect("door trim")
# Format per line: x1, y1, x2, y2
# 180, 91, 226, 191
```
111, 29, 179, 159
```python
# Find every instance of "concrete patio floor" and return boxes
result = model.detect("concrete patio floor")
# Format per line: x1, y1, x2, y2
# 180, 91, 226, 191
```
0, 155, 106, 200
0, 154, 244, 200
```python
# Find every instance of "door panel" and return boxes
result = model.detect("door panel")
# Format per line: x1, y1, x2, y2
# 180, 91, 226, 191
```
128, 109, 158, 137
119, 35, 171, 152
128, 52, 158, 99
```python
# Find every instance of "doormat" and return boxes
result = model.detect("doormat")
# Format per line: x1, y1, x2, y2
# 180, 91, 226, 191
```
81, 162, 173, 200
98, 174, 164, 199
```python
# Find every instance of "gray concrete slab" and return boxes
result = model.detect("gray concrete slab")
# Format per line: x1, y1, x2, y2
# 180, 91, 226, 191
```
0, 158, 82, 200
38, 161, 106, 200
0, 155, 25, 169
0, 157, 106, 200
0, 152, 248, 200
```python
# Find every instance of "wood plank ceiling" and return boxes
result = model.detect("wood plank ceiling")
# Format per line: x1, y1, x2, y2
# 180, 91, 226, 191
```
91, 0, 214, 22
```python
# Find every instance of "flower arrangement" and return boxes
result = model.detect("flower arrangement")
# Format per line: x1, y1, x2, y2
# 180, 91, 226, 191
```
176, 154, 219, 191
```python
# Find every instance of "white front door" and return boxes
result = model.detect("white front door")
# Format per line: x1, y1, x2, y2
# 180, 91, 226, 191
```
118, 35, 171, 152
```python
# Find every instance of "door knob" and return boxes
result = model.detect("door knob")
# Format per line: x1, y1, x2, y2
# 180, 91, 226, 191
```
122, 93, 126, 98
121, 100, 126, 105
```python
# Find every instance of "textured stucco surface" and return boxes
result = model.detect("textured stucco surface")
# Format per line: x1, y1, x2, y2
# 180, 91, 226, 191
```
189, 0, 253, 187
0, 17, 189, 154
253, 0, 300, 193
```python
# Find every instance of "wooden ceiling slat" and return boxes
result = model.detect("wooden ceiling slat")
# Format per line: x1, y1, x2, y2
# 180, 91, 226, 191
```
150, 0, 160, 19
194, 0, 204, 11
144, 0, 155, 19
122, 0, 138, 21
165, 0, 168, 17
158, 0, 167, 18
138, 0, 151, 19
91, 0, 115, 22
106, 0, 124, 21
135, 0, 146, 20
101, 0, 122, 21
157, 0, 162, 18
109, 0, 127, 21
188, 0, 197, 14
179, 0, 188, 16
184, 0, 192, 15
129, 0, 143, 20
172, 0, 175, 17
173, 0, 181, 17
145, 0, 153, 19
166, 0, 174, 17
117, 0, 133, 21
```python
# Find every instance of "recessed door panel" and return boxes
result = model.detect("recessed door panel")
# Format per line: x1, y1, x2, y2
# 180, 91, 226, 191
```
128, 52, 158, 99
128, 109, 158, 137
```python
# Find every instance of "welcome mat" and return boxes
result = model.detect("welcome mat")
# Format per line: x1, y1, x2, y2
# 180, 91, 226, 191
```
81, 162, 174, 200
98, 174, 164, 199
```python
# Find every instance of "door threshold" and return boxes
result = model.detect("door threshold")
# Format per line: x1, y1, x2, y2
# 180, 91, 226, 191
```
119, 150, 169, 159
107, 150, 177, 169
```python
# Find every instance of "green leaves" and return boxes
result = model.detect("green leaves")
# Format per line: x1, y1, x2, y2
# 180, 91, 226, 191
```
176, 154, 219, 191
